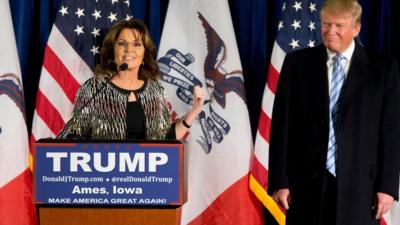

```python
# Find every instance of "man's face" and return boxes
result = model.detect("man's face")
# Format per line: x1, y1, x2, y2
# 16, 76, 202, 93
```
320, 11, 360, 53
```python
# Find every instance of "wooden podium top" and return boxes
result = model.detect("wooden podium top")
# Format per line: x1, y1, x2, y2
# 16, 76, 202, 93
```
39, 207, 182, 225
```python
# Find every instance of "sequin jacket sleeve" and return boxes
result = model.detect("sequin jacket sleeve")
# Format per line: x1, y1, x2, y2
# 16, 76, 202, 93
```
56, 77, 175, 140
138, 79, 175, 140
55, 77, 113, 139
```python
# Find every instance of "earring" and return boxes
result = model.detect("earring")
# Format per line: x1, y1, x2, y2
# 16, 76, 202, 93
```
141, 61, 145, 65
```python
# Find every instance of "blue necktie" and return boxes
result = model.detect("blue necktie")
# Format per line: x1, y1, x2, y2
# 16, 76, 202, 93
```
326, 55, 346, 176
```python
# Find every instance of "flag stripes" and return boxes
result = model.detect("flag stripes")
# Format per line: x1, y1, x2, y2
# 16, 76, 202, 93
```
43, 47, 80, 103
258, 110, 272, 142
250, 43, 285, 225
31, 111, 55, 141
34, 90, 65, 134
249, 1, 323, 223
38, 68, 74, 120
46, 26, 93, 85
250, 155, 268, 188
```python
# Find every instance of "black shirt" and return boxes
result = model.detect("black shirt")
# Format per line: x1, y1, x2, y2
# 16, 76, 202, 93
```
110, 81, 146, 139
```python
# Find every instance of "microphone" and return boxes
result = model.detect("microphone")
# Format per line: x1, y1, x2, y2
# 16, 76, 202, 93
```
62, 63, 127, 139
119, 63, 128, 71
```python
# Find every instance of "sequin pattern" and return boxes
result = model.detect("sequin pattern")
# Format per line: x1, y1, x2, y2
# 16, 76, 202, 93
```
56, 77, 173, 140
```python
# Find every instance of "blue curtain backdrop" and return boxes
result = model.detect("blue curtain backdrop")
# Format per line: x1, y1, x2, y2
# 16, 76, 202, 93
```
8, 0, 399, 224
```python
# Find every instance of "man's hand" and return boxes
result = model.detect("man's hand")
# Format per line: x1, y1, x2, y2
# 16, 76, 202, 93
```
273, 188, 291, 210
374, 192, 394, 219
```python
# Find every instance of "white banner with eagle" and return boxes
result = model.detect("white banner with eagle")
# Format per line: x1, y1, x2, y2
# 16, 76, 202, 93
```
157, 0, 262, 224
0, 0, 36, 224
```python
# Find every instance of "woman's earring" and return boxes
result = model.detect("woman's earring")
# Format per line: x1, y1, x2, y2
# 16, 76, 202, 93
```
142, 61, 145, 66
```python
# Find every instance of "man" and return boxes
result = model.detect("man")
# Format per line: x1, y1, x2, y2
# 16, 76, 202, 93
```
268, 0, 400, 225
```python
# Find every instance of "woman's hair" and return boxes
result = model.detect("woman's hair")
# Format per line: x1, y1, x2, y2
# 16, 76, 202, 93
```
94, 19, 159, 80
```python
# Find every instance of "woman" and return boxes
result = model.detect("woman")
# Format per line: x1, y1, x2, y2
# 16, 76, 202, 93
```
57, 19, 205, 140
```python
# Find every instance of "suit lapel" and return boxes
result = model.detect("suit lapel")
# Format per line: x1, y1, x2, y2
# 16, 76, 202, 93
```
340, 42, 370, 111
312, 45, 330, 117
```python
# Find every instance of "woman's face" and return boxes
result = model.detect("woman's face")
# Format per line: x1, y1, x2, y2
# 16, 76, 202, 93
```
113, 28, 145, 72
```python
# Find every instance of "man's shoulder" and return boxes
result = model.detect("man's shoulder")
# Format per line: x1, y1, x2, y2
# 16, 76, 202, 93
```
362, 47, 396, 65
353, 44, 399, 78
287, 44, 324, 58
283, 44, 325, 67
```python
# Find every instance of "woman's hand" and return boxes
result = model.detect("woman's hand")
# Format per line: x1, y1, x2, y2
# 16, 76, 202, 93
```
175, 85, 206, 139
192, 85, 206, 113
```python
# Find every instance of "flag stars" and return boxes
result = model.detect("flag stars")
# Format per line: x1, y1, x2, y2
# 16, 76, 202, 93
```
308, 21, 316, 31
91, 27, 100, 37
291, 19, 301, 30
59, 6, 69, 16
90, 46, 100, 55
125, 14, 133, 21
308, 40, 316, 47
108, 12, 118, 22
75, 8, 85, 18
74, 25, 84, 36
289, 39, 300, 49
282, 2, 286, 11
292, 1, 302, 12
124, 0, 130, 7
278, 21, 284, 30
111, 0, 119, 4
309, 3, 317, 12
92, 9, 102, 20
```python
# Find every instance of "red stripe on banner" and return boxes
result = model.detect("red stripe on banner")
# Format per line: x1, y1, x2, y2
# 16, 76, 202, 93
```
43, 46, 80, 103
258, 109, 271, 143
35, 90, 65, 135
189, 174, 263, 225
380, 219, 387, 225
251, 155, 269, 190
267, 64, 280, 94
0, 169, 37, 225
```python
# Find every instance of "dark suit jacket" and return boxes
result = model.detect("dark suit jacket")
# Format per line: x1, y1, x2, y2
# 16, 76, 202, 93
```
268, 42, 400, 225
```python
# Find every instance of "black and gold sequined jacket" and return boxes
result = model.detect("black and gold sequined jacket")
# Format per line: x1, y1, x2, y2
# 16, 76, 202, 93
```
56, 77, 174, 140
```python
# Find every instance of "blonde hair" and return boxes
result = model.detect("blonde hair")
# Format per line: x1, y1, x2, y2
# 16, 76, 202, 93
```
321, 0, 362, 25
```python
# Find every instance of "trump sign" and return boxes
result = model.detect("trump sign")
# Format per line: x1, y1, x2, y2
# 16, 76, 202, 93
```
34, 140, 186, 206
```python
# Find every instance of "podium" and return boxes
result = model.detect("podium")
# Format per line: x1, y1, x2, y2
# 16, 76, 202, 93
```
34, 139, 187, 225
38, 207, 181, 225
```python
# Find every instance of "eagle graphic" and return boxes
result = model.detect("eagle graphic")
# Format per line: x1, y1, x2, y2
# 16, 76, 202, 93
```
0, 73, 26, 120
198, 12, 246, 109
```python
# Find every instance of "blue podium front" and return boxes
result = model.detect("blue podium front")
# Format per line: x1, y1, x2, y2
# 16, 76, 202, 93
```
34, 139, 186, 207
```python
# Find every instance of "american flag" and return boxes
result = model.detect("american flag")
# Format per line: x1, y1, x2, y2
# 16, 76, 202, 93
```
31, 0, 131, 141
249, 1, 322, 224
